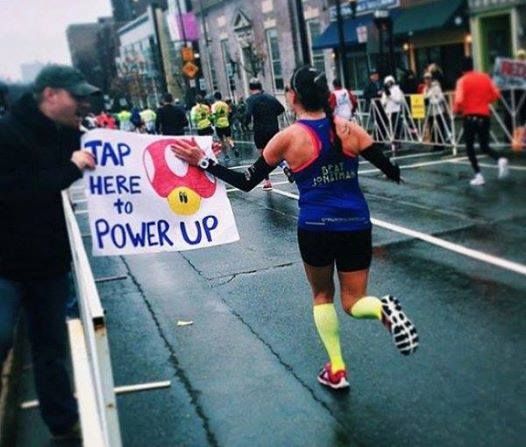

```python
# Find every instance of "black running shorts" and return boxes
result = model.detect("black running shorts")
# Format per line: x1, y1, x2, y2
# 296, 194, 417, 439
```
216, 126, 231, 139
197, 127, 214, 136
254, 129, 278, 150
297, 228, 372, 272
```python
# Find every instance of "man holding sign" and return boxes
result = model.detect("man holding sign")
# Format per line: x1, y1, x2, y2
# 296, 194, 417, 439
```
0, 65, 98, 440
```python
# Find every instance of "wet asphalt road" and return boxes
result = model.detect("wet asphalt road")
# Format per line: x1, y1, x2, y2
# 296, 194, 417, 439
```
14, 144, 526, 447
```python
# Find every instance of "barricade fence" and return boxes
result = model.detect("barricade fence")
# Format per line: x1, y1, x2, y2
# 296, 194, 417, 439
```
62, 191, 122, 447
354, 88, 526, 153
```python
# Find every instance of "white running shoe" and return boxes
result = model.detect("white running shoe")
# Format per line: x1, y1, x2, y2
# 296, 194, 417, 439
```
498, 157, 509, 179
469, 173, 485, 186
381, 295, 419, 356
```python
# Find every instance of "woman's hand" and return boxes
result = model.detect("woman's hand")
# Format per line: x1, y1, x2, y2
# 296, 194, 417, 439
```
170, 138, 206, 166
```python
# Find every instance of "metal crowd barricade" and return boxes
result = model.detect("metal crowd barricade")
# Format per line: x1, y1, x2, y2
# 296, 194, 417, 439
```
62, 191, 122, 447
357, 87, 526, 153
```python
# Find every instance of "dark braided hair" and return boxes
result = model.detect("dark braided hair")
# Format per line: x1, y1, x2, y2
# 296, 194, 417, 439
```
290, 65, 343, 154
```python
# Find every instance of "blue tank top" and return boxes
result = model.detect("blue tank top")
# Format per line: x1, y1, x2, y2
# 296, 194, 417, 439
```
293, 118, 371, 232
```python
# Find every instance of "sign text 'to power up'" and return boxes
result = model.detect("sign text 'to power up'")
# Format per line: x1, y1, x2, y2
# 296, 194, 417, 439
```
81, 129, 239, 256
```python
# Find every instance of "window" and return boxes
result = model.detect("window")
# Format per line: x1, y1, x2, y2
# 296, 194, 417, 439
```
307, 20, 325, 74
266, 28, 284, 91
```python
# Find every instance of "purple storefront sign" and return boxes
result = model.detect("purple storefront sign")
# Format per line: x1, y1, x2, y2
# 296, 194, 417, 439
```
167, 12, 199, 42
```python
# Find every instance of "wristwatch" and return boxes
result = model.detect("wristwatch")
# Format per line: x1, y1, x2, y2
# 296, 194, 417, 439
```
198, 157, 212, 170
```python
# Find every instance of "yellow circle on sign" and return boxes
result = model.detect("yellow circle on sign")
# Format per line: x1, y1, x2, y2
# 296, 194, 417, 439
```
167, 187, 201, 215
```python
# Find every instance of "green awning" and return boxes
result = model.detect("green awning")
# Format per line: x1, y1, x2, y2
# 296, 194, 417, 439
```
394, 0, 467, 36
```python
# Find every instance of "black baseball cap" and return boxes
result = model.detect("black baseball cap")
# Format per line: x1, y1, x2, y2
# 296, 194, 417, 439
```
33, 64, 101, 96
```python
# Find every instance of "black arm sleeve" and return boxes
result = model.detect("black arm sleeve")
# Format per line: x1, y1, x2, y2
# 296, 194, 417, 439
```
360, 143, 400, 183
206, 156, 276, 192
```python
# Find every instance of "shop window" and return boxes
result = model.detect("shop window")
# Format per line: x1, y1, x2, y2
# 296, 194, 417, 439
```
266, 28, 284, 91
307, 20, 326, 74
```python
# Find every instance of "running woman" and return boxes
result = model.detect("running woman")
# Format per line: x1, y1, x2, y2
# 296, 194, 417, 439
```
172, 66, 419, 390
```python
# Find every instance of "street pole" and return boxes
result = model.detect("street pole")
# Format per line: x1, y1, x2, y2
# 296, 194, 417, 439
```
294, 0, 311, 65
335, 0, 349, 86
198, 0, 213, 95
174, 0, 193, 106
387, 18, 395, 77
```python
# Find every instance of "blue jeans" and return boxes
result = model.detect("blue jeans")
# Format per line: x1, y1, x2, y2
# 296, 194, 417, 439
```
0, 274, 78, 434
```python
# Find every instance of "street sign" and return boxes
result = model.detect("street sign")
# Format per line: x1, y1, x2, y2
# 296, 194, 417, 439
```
181, 47, 194, 62
182, 61, 199, 79
357, 25, 368, 43
410, 94, 425, 119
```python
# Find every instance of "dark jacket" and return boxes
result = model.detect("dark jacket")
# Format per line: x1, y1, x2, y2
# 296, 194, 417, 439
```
245, 91, 284, 134
363, 80, 382, 108
155, 103, 188, 135
0, 93, 82, 280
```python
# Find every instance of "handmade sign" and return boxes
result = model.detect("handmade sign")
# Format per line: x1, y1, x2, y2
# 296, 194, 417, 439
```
81, 129, 239, 256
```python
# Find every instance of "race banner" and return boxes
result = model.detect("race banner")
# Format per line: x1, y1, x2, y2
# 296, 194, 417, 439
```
81, 129, 239, 256
493, 57, 526, 89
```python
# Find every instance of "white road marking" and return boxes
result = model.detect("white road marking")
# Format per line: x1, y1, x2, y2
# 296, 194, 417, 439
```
226, 180, 290, 193
270, 187, 526, 276
450, 160, 526, 171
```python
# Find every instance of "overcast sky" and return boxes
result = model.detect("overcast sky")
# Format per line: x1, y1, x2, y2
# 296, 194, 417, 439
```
0, 0, 112, 81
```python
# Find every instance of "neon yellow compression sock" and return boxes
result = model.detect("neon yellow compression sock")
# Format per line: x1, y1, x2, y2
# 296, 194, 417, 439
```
313, 303, 345, 372
349, 296, 382, 320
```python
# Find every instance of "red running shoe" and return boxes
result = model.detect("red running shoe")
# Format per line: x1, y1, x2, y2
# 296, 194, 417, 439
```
317, 363, 349, 390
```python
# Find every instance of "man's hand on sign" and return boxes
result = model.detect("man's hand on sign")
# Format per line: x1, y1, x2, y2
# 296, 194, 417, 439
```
171, 139, 205, 166
71, 150, 95, 171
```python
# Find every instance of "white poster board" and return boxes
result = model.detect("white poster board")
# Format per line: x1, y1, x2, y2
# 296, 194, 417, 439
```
81, 129, 239, 256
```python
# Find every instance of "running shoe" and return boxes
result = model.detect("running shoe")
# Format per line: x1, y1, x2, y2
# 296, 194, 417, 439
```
381, 295, 419, 356
262, 180, 273, 191
469, 173, 485, 186
498, 157, 509, 179
317, 363, 350, 390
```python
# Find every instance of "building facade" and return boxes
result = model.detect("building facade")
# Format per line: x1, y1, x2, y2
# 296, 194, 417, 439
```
115, 5, 168, 108
111, 0, 169, 22
191, 0, 333, 101
67, 18, 120, 109
314, 0, 471, 91
468, 0, 526, 72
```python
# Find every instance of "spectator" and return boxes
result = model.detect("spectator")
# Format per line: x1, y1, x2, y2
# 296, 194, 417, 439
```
363, 69, 389, 142
423, 71, 449, 151
0, 64, 97, 440
381, 75, 405, 150
400, 69, 418, 94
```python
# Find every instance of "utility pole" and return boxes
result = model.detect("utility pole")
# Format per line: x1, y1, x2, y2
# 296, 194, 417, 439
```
335, 1, 349, 86
294, 0, 311, 65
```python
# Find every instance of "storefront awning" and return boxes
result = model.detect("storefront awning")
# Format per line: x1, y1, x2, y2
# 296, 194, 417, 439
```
313, 0, 466, 51
312, 14, 379, 51
393, 0, 466, 36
